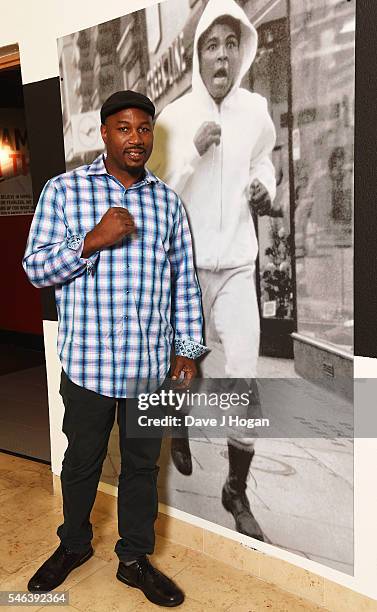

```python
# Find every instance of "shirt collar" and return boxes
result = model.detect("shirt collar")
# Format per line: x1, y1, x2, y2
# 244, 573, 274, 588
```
86, 153, 159, 185
86, 153, 108, 176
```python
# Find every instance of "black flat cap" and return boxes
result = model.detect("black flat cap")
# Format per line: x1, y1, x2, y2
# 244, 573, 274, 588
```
100, 90, 155, 124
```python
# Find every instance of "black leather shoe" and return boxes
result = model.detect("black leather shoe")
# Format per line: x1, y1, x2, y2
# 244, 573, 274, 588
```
222, 479, 265, 541
27, 544, 94, 592
116, 555, 184, 607
171, 436, 192, 475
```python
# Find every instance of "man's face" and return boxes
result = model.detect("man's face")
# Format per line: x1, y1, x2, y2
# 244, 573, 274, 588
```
101, 107, 154, 174
199, 22, 240, 103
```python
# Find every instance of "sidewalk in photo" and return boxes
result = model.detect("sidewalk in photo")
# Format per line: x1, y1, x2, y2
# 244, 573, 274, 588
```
154, 357, 353, 575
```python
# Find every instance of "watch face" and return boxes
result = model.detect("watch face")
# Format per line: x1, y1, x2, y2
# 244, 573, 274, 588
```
78, 115, 99, 148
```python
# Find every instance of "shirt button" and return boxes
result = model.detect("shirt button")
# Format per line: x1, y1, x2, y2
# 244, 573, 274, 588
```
126, 290, 129, 294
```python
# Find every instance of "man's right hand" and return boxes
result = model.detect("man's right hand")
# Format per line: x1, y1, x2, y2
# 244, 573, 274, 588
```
82, 207, 135, 258
194, 121, 221, 157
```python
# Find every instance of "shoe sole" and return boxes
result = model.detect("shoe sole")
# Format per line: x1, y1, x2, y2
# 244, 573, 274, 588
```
28, 548, 94, 593
116, 571, 184, 607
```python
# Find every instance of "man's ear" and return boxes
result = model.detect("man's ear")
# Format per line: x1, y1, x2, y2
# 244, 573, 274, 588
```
100, 123, 107, 145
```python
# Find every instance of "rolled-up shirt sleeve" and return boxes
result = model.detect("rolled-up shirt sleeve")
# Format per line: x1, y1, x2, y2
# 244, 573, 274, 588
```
22, 179, 99, 288
169, 196, 208, 360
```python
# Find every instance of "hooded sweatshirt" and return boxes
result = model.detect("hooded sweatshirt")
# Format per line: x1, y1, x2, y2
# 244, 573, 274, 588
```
148, 0, 276, 270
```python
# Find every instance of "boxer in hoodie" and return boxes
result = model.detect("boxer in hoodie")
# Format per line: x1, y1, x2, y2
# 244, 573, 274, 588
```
149, 0, 276, 541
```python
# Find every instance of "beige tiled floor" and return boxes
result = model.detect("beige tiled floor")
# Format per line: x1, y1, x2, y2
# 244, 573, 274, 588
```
0, 452, 328, 611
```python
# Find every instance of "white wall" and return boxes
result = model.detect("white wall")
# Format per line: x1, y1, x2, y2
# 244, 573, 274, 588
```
3, 0, 376, 602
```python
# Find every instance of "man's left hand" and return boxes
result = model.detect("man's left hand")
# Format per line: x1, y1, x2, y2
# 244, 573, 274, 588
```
171, 356, 197, 388
249, 179, 272, 216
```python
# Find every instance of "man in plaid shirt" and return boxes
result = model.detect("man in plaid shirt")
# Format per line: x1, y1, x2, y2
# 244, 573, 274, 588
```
23, 90, 206, 607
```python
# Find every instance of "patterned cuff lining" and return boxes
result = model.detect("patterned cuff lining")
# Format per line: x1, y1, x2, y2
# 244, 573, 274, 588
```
66, 234, 84, 251
174, 337, 208, 360
66, 235, 97, 275
86, 260, 95, 276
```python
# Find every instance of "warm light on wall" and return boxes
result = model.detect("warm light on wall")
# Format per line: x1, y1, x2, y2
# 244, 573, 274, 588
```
0, 145, 29, 178
0, 145, 12, 163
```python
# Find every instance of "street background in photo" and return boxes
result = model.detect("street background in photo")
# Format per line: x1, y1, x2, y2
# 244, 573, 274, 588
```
57, 0, 354, 574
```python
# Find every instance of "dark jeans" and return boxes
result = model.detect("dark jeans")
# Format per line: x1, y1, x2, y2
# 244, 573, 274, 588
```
57, 370, 164, 562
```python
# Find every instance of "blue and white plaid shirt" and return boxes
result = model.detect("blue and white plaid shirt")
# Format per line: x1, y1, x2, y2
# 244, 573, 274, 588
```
23, 154, 207, 398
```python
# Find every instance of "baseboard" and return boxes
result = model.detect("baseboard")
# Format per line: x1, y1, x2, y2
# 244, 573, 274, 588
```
51, 475, 376, 611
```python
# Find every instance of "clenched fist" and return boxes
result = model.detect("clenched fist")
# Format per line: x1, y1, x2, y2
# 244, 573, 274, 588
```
82, 207, 135, 258
194, 121, 221, 157
249, 179, 272, 216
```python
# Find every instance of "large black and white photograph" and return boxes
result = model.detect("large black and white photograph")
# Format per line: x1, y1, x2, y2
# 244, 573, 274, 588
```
58, 0, 354, 574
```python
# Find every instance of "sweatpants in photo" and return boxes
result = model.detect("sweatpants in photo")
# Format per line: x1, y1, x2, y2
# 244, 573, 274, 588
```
197, 264, 260, 446
197, 264, 260, 379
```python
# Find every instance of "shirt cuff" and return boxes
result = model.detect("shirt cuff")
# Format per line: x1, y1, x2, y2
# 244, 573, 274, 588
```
174, 336, 209, 360
66, 234, 99, 274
